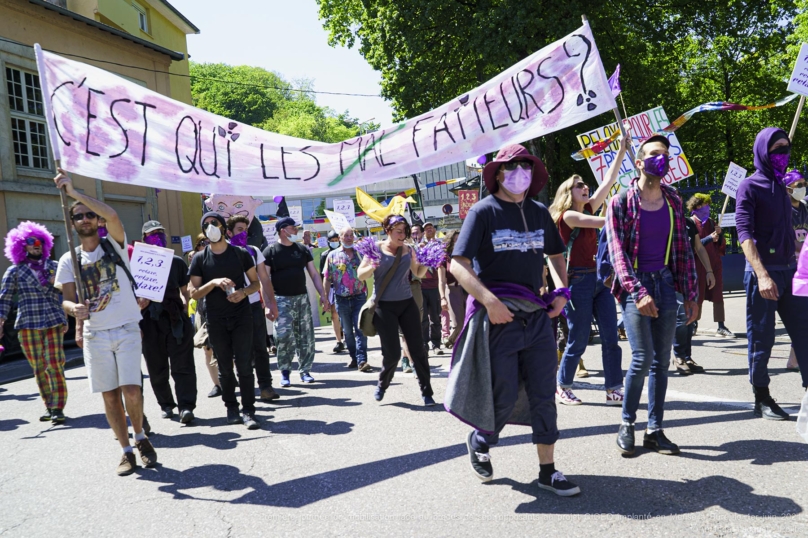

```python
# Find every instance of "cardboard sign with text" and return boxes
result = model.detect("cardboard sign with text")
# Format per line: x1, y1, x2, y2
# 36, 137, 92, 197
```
317, 236, 328, 248
720, 212, 736, 228
324, 210, 352, 232
788, 43, 808, 97
721, 162, 747, 199
180, 235, 193, 253
457, 190, 479, 220
261, 221, 277, 244
576, 106, 693, 193
288, 205, 303, 227
130, 242, 174, 302
333, 199, 356, 227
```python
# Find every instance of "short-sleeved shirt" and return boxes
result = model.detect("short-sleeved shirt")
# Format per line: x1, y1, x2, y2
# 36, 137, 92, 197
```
189, 244, 255, 319
262, 242, 313, 297
55, 234, 141, 331
453, 195, 564, 294
685, 217, 699, 246
558, 203, 598, 268
792, 201, 808, 244
323, 246, 367, 297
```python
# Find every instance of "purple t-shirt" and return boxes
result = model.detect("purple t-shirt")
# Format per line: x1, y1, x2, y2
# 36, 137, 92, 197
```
637, 199, 670, 272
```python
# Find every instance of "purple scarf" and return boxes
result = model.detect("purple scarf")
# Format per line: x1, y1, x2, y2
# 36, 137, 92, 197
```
24, 257, 50, 287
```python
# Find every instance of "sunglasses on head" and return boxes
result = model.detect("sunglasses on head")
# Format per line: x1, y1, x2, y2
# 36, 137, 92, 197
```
25, 237, 42, 246
503, 161, 533, 171
71, 211, 98, 222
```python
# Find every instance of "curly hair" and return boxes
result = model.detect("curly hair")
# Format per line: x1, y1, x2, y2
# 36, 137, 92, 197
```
382, 215, 411, 239
686, 193, 712, 213
4, 221, 54, 265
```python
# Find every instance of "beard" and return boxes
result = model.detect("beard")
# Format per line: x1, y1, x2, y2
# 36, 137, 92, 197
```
76, 224, 98, 237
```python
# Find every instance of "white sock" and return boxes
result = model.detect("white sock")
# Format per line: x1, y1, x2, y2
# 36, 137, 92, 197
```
134, 430, 147, 442
122, 445, 134, 454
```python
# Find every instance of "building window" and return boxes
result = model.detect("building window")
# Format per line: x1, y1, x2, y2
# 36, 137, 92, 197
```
6, 67, 50, 170
133, 2, 149, 33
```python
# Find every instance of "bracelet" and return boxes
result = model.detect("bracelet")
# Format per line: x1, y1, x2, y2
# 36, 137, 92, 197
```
707, 271, 714, 274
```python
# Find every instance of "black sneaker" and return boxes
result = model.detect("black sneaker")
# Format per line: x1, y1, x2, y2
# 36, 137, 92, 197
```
227, 407, 243, 425
50, 409, 65, 424
374, 386, 385, 402
754, 398, 790, 420
242, 412, 260, 430
179, 409, 195, 424
161, 406, 174, 419
333, 342, 345, 353
643, 430, 680, 455
423, 395, 436, 406
616, 423, 635, 455
466, 431, 493, 482
208, 385, 222, 398
39, 409, 52, 422
685, 360, 704, 373
347, 360, 358, 369
538, 470, 581, 497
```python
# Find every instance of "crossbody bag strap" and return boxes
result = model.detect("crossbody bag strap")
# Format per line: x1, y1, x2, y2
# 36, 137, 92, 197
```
374, 246, 403, 302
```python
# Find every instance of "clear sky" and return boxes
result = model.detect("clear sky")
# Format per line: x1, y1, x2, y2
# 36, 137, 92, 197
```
169, 0, 394, 127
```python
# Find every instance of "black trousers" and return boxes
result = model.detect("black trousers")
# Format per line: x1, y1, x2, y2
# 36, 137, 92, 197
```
374, 298, 433, 396
207, 307, 255, 414
251, 302, 272, 388
141, 313, 197, 411
421, 287, 441, 348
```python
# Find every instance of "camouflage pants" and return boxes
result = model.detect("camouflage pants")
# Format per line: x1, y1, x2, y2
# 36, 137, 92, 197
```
274, 293, 316, 373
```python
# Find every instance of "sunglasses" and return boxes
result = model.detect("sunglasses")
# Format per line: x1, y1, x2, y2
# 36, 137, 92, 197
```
573, 182, 588, 190
25, 237, 42, 246
503, 161, 533, 171
71, 211, 98, 222
204, 221, 223, 229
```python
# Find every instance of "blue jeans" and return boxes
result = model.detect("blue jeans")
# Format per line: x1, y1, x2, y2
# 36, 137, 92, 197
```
620, 267, 678, 430
558, 269, 623, 390
335, 293, 368, 363
673, 292, 693, 360
744, 268, 808, 388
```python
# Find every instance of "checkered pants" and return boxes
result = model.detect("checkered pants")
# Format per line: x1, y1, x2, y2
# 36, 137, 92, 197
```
18, 326, 67, 410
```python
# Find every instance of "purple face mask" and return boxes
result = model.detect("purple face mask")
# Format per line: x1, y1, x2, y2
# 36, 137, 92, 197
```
144, 232, 167, 248
643, 154, 670, 178
97, 226, 108, 238
769, 152, 790, 182
692, 205, 710, 224
501, 166, 532, 194
230, 231, 248, 247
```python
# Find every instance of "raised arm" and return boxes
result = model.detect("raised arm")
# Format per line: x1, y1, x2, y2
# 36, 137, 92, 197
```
54, 168, 125, 247
589, 134, 630, 213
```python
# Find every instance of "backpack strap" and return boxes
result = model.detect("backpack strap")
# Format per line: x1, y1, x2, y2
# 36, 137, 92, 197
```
98, 238, 138, 292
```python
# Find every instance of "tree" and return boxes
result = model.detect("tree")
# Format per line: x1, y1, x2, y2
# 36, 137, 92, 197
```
317, 0, 802, 194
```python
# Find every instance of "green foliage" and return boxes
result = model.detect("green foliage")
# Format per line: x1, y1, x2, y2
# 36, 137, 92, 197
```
189, 62, 375, 143
317, 0, 805, 195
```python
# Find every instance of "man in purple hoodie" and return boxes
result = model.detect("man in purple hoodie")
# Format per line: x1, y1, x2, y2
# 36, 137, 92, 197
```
736, 127, 808, 420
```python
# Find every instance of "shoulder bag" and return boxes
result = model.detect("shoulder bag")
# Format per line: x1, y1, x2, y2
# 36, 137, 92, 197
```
358, 246, 402, 337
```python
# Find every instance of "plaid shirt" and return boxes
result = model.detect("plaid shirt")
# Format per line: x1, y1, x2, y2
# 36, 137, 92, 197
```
605, 181, 698, 302
0, 261, 67, 330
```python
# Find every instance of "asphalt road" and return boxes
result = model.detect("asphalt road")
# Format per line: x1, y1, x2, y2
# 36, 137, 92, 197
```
1, 293, 807, 537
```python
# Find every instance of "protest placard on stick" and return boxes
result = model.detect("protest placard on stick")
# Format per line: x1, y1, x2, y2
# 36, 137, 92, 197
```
720, 162, 747, 218
788, 42, 808, 139
130, 242, 174, 302
324, 210, 351, 233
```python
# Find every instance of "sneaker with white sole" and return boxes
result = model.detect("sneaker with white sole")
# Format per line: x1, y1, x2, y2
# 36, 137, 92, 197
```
538, 470, 581, 497
715, 327, 734, 338
466, 431, 493, 482
556, 386, 582, 405
605, 388, 624, 405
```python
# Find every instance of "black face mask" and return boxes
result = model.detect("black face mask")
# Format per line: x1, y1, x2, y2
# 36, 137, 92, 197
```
27, 253, 43, 260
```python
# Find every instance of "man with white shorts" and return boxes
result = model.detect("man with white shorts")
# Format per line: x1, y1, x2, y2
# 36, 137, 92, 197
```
54, 169, 157, 476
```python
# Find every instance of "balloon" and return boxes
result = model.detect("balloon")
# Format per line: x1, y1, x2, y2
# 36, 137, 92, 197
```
477, 155, 487, 165
273, 195, 284, 203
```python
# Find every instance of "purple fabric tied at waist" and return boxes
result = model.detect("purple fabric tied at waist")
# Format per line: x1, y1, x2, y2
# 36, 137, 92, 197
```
462, 282, 571, 329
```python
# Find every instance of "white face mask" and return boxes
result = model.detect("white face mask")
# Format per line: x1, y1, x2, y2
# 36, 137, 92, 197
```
205, 223, 222, 243
791, 187, 806, 201
341, 241, 354, 249
329, 241, 340, 249
287, 232, 299, 241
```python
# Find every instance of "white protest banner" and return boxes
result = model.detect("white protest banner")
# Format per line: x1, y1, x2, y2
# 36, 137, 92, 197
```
180, 235, 193, 252
720, 213, 736, 228
317, 236, 328, 248
576, 106, 693, 193
788, 43, 808, 97
325, 210, 351, 232
34, 23, 616, 196
333, 199, 356, 227
721, 162, 747, 198
130, 242, 174, 302
261, 221, 277, 244
288, 206, 303, 226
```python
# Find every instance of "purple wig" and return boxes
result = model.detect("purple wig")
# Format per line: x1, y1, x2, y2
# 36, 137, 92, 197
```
4, 221, 54, 265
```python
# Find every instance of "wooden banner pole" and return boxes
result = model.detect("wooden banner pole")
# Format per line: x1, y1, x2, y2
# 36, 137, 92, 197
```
789, 95, 806, 141
56, 162, 84, 304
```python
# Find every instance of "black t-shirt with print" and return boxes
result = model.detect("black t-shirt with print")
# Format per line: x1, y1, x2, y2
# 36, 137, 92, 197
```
189, 244, 254, 319
453, 195, 564, 294
263, 242, 314, 296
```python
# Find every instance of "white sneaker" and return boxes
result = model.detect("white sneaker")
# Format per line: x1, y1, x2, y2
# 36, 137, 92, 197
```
606, 388, 624, 406
556, 386, 582, 405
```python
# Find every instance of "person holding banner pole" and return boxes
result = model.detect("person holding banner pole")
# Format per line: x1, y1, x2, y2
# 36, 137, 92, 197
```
735, 127, 808, 419
189, 212, 261, 429
606, 136, 699, 456
138, 220, 198, 424
686, 194, 732, 338
52, 169, 157, 476
549, 134, 629, 406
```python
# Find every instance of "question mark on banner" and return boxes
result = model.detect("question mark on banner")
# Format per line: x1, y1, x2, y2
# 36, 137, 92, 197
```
563, 34, 597, 112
